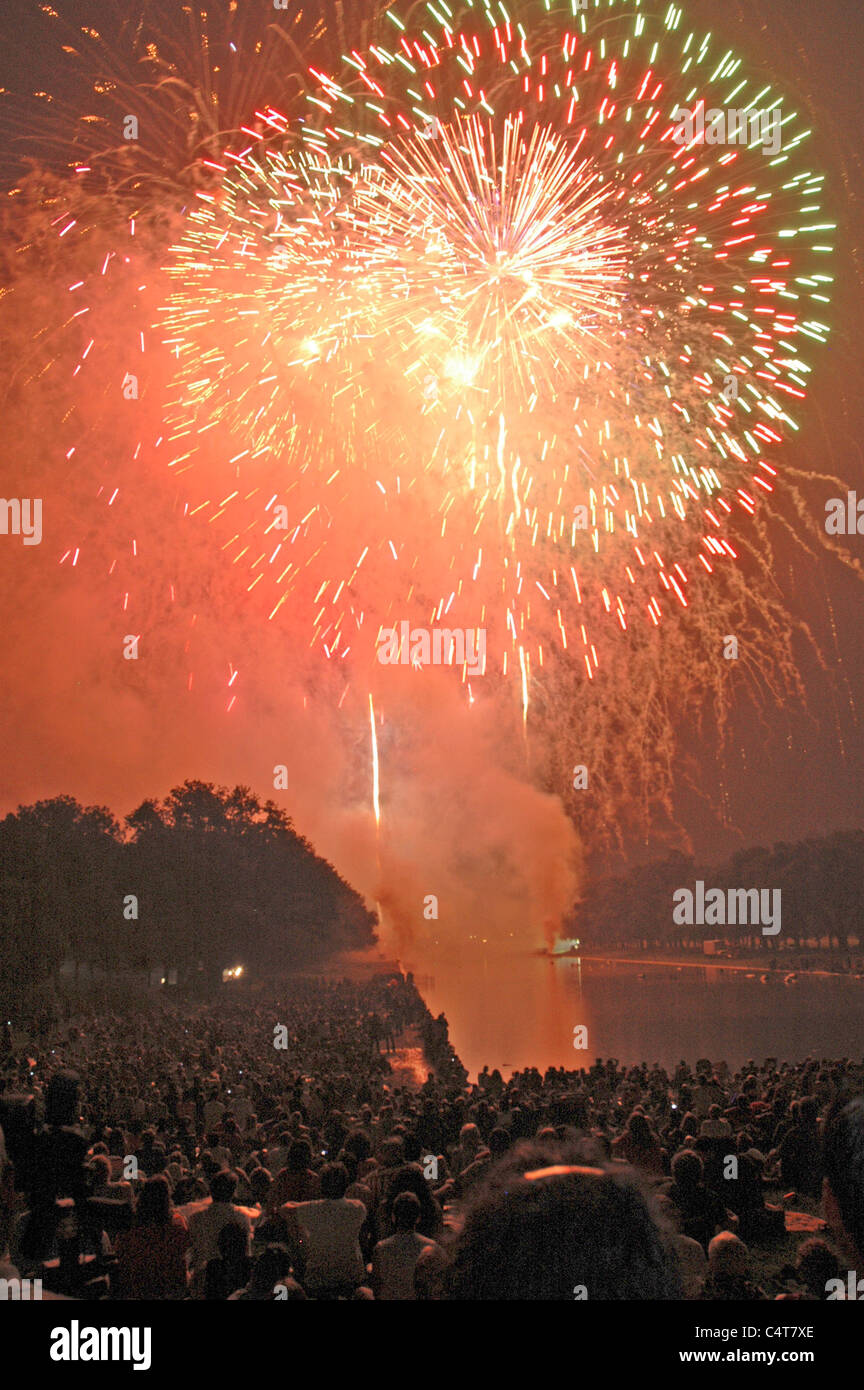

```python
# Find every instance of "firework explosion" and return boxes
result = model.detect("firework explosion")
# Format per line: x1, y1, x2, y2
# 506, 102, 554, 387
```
155, 0, 833, 707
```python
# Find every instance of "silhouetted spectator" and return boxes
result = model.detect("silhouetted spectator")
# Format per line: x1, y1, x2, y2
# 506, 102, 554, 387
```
822, 1094, 864, 1266
780, 1098, 822, 1199
372, 1191, 440, 1300
666, 1150, 730, 1251
113, 1175, 189, 1300
447, 1145, 681, 1300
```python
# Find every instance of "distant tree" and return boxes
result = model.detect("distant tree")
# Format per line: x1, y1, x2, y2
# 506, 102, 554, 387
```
124, 781, 376, 983
576, 831, 863, 955
0, 782, 376, 1014
0, 797, 121, 1012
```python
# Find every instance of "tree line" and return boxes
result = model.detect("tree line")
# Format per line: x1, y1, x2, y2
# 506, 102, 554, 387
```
575, 830, 864, 952
0, 781, 376, 1015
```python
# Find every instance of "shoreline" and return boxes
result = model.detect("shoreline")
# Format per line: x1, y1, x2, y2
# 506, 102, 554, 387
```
569, 950, 862, 980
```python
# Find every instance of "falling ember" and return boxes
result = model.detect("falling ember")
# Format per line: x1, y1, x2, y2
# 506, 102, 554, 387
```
369, 692, 386, 944
369, 692, 380, 830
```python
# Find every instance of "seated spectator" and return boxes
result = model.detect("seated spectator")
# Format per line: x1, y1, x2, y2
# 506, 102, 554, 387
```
452, 1127, 511, 1198
450, 1123, 483, 1176
343, 1129, 373, 1170
265, 1131, 292, 1177
230, 1247, 307, 1301
286, 1162, 366, 1297
204, 1221, 253, 1301
666, 1150, 731, 1251
173, 1175, 206, 1207
776, 1237, 842, 1301
365, 1136, 405, 1210
271, 1139, 321, 1209
372, 1191, 440, 1300
611, 1113, 665, 1175
822, 1094, 864, 1267
414, 1239, 450, 1300
700, 1104, 732, 1140
203, 1091, 224, 1133
379, 1161, 443, 1240
343, 1160, 374, 1216
674, 1230, 708, 1300
656, 1194, 707, 1299
87, 1154, 134, 1206
724, 1136, 784, 1243
186, 1170, 253, 1279
248, 1166, 273, 1212
166, 1150, 187, 1189
780, 1097, 822, 1200
136, 1129, 158, 1176
204, 1131, 231, 1170
112, 1175, 189, 1300
447, 1144, 681, 1300
700, 1231, 765, 1300
220, 1118, 246, 1163
692, 1074, 724, 1120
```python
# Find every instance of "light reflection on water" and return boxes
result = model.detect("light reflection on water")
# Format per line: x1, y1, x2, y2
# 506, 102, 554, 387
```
404, 948, 864, 1080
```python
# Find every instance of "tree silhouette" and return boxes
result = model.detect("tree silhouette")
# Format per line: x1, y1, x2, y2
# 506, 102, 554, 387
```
0, 782, 376, 1013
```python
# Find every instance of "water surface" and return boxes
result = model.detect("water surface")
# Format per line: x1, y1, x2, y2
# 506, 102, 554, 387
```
404, 949, 864, 1079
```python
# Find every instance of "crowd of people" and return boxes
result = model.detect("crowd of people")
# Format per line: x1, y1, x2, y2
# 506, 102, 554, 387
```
1, 975, 863, 1301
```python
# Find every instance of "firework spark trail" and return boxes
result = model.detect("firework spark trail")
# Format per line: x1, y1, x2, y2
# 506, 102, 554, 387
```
369, 690, 381, 829
0, 0, 391, 188
368, 689, 387, 941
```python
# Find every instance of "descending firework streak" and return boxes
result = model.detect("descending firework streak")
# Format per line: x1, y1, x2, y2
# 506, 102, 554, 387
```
157, 0, 834, 706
